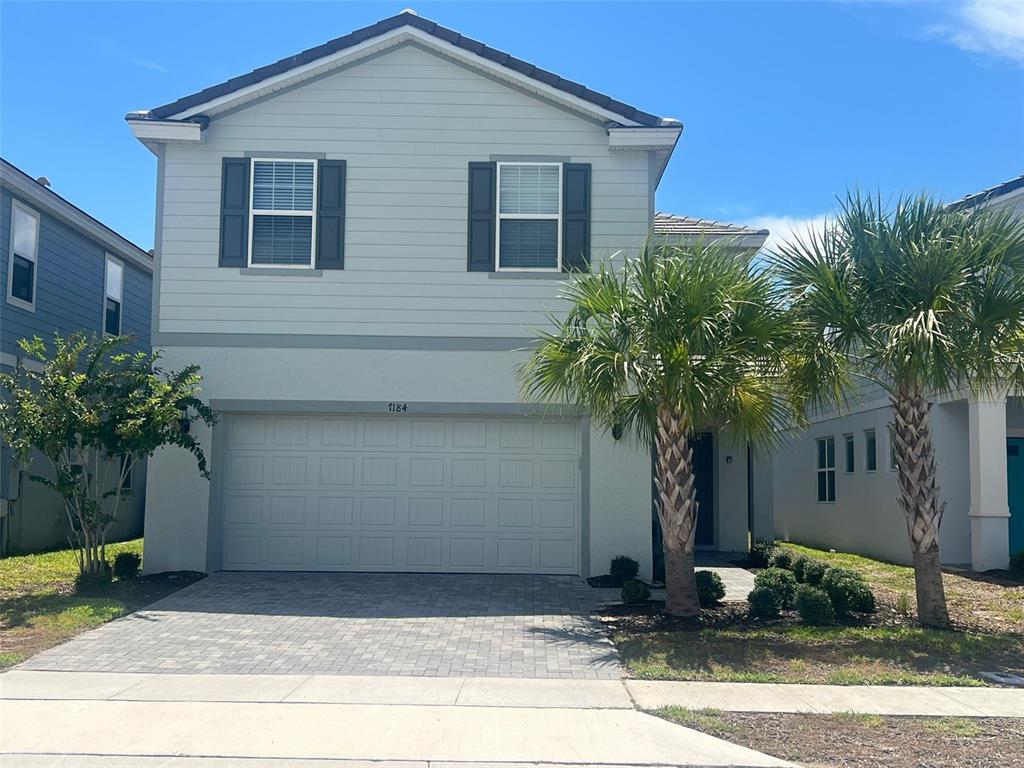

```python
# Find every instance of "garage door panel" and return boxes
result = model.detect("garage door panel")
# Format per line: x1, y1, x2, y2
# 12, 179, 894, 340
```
220, 414, 581, 574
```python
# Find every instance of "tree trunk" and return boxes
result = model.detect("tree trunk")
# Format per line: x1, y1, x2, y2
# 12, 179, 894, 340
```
664, 550, 700, 616
891, 389, 951, 628
655, 408, 701, 617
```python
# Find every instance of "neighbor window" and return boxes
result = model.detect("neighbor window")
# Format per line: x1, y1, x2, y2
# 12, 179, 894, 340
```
249, 159, 316, 267
816, 436, 836, 503
496, 162, 561, 270
844, 433, 855, 473
7, 200, 39, 310
104, 255, 123, 335
864, 428, 877, 472
889, 428, 898, 471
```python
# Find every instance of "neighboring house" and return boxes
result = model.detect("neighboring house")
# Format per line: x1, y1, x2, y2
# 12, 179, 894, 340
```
0, 158, 153, 554
127, 10, 767, 579
652, 213, 769, 249
771, 174, 1024, 572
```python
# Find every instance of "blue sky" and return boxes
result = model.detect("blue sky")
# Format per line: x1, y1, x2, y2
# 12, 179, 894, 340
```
1, 1, 1021, 250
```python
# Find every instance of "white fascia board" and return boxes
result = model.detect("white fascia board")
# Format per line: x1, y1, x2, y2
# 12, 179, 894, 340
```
607, 127, 682, 150
127, 119, 204, 145
164, 26, 646, 128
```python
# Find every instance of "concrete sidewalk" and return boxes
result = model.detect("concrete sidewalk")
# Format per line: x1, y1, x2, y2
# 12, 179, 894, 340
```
0, 671, 792, 768
2, 671, 1021, 716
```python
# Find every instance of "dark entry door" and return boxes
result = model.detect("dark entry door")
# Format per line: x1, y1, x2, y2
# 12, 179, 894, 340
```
1008, 438, 1024, 558
652, 433, 715, 581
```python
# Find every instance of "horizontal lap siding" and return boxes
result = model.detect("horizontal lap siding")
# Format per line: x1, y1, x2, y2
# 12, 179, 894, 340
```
159, 43, 651, 338
0, 188, 152, 358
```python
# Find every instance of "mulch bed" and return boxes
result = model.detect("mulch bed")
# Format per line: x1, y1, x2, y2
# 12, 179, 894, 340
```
663, 711, 1024, 768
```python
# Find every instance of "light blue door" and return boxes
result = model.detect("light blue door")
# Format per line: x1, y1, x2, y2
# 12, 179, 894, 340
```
1008, 438, 1024, 557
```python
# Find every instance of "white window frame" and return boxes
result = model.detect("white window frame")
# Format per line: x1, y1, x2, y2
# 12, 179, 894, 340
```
247, 157, 318, 269
7, 199, 40, 312
495, 161, 562, 272
816, 436, 836, 504
103, 253, 124, 336
843, 433, 855, 474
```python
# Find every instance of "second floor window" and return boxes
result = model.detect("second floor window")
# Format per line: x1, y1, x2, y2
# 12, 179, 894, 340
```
8, 200, 39, 309
104, 255, 123, 335
816, 436, 836, 503
496, 162, 561, 271
250, 159, 316, 267
844, 433, 855, 473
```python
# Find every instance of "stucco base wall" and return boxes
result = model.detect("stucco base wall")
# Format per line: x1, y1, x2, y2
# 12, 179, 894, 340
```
772, 400, 972, 567
715, 433, 749, 553
142, 345, 653, 578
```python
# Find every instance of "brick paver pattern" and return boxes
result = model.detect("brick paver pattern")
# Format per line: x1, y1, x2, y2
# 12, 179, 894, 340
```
21, 572, 622, 679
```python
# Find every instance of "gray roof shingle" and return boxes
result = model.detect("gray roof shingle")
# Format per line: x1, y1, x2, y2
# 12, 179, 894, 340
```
139, 11, 670, 127
653, 212, 769, 237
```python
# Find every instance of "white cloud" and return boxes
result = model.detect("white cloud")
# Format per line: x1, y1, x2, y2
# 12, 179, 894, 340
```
130, 58, 169, 74
929, 1, 1024, 65
743, 213, 833, 255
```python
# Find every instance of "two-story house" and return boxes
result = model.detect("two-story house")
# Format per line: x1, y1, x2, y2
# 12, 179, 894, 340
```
127, 11, 761, 579
0, 158, 153, 554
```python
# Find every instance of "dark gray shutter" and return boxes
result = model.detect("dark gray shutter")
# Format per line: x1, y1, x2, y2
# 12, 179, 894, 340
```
562, 163, 591, 272
219, 158, 250, 267
467, 161, 496, 272
316, 160, 346, 270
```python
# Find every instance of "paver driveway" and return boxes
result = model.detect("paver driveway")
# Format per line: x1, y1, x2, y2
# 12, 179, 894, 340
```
20, 572, 621, 679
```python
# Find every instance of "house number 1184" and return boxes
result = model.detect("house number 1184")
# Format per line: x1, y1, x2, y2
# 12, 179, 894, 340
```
387, 402, 408, 413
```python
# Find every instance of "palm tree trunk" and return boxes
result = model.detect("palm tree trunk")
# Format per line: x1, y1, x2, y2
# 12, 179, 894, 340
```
655, 408, 701, 617
891, 389, 950, 628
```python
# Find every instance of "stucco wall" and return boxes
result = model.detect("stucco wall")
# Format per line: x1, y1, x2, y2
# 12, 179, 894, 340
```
772, 399, 971, 566
143, 345, 653, 577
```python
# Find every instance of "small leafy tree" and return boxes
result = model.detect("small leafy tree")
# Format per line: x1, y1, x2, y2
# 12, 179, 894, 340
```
0, 333, 216, 574
519, 241, 794, 616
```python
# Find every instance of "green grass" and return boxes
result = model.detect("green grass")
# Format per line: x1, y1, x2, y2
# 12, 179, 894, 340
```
0, 539, 143, 594
0, 538, 201, 671
657, 707, 740, 737
921, 718, 985, 737
615, 623, 1023, 686
780, 542, 915, 593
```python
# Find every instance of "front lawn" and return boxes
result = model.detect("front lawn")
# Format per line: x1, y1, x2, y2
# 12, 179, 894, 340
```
657, 708, 1022, 768
780, 543, 1024, 633
605, 543, 1024, 686
611, 616, 1022, 686
0, 539, 203, 669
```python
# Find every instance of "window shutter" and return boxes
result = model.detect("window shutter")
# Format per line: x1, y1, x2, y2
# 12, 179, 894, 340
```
219, 158, 250, 268
562, 163, 591, 272
316, 160, 346, 270
467, 161, 496, 272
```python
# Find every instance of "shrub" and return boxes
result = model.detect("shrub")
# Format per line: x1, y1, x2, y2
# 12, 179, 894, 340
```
753, 567, 798, 609
610, 555, 640, 587
790, 554, 809, 582
895, 590, 912, 616
768, 548, 793, 570
112, 551, 141, 581
74, 566, 112, 595
749, 539, 778, 568
801, 559, 828, 586
696, 570, 726, 607
795, 585, 836, 625
820, 567, 876, 617
748, 586, 782, 619
621, 579, 651, 604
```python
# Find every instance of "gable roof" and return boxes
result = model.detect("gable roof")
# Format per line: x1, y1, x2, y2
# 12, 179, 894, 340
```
653, 212, 769, 238
0, 158, 152, 272
135, 10, 671, 128
948, 174, 1024, 211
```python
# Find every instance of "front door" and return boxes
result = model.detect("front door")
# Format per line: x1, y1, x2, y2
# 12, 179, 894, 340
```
1008, 438, 1024, 558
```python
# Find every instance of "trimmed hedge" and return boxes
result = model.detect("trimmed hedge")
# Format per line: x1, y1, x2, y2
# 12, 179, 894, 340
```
748, 586, 783, 619
621, 579, 651, 604
610, 555, 640, 587
768, 548, 794, 570
753, 567, 797, 609
820, 567, 876, 617
796, 585, 836, 625
696, 570, 726, 607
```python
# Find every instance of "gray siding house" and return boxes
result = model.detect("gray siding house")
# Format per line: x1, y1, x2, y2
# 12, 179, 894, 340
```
771, 175, 1024, 572
128, 11, 766, 579
0, 158, 153, 553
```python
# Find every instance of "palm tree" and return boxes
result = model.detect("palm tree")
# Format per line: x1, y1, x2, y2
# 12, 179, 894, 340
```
518, 241, 794, 616
772, 192, 1024, 627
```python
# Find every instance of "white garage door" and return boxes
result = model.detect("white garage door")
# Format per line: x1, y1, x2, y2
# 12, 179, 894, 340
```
219, 414, 582, 573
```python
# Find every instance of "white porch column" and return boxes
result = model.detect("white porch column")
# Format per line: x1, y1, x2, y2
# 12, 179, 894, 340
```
968, 391, 1010, 571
